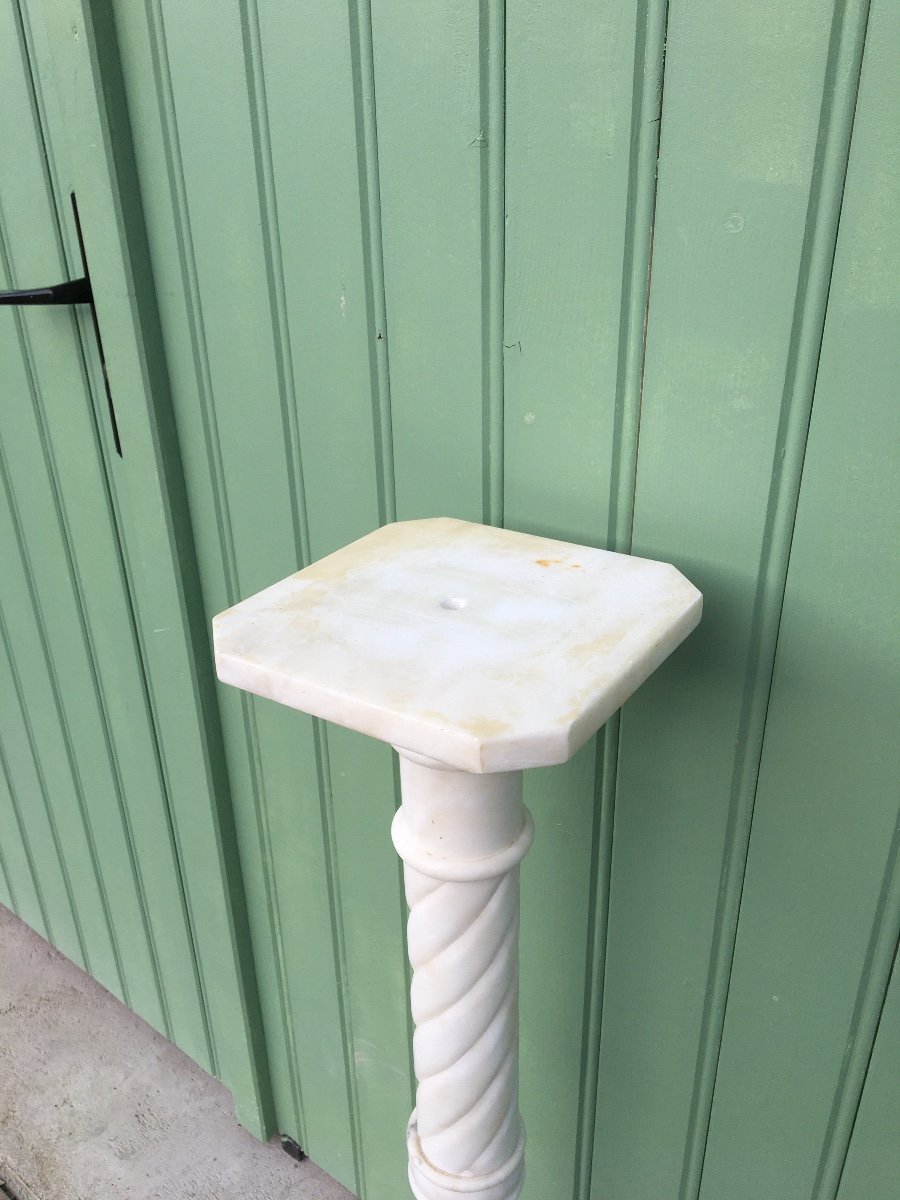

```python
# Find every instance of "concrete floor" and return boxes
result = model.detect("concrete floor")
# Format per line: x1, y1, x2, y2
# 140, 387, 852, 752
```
0, 905, 354, 1200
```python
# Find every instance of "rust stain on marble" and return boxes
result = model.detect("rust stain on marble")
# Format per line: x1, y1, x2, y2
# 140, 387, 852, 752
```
566, 630, 626, 662
420, 710, 514, 739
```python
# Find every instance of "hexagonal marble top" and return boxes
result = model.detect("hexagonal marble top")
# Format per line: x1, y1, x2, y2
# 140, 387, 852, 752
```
213, 518, 702, 773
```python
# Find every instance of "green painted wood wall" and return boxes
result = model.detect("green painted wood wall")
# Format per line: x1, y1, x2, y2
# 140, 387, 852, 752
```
1, 2, 897, 1199
0, 0, 273, 1135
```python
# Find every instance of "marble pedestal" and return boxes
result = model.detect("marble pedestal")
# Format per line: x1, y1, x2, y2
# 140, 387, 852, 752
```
213, 518, 701, 1200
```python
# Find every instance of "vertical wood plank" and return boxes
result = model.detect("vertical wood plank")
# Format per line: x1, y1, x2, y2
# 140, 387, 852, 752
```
370, 0, 488, 522
252, 0, 383, 559
0, 587, 85, 969
504, 0, 660, 548
326, 727, 413, 1199
243, 2, 410, 1186
245, 2, 422, 1190
503, 2, 666, 1196
593, 2, 844, 1196
147, 0, 355, 1168
0, 847, 13, 914
698, 7, 899, 1191
0, 447, 118, 994
836, 948, 900, 1200
0, 759, 46, 939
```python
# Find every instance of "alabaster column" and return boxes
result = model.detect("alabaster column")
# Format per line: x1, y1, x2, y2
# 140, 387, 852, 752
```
392, 753, 533, 1200
213, 517, 702, 1199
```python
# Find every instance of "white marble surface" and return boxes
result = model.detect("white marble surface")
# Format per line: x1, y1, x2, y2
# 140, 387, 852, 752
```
213, 518, 702, 773
394, 756, 529, 1199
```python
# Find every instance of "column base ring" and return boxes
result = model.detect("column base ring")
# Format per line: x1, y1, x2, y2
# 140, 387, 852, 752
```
406, 1112, 525, 1200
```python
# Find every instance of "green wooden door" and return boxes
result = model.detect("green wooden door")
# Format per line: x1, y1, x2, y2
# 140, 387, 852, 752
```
0, 0, 271, 1138
4, 2, 897, 1199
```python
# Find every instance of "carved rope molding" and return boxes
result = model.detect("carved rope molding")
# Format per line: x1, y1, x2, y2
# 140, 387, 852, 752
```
393, 754, 533, 1200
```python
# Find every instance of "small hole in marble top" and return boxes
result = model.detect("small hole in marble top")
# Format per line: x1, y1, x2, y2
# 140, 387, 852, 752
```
440, 597, 468, 611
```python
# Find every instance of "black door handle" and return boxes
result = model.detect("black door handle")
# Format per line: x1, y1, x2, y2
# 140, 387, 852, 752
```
4, 194, 121, 456
0, 276, 92, 306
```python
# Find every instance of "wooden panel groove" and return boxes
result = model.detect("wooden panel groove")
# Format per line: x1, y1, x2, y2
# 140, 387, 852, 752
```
241, 11, 372, 1186
108, 516, 218, 1065
235, 15, 368, 1186
480, 0, 506, 527
11, 2, 67, 266
371, 0, 486, 524
0, 729, 41, 926
814, 823, 900, 1198
144, 1, 241, 598
236, 0, 329, 1151
0, 838, 14, 912
312, 727, 367, 1198
576, 5, 669, 1195
837, 948, 900, 1199
239, 0, 310, 568
829, 17, 900, 1187
0, 594, 85, 965
140, 0, 279, 1090
347, 0, 397, 526
0, 378, 125, 990
573, 730, 617, 1200
242, 697, 307, 1133
607, 0, 668, 554
0, 724, 50, 942
679, 4, 872, 1195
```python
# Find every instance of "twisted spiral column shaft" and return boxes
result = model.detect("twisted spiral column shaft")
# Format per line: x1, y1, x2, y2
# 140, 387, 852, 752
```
392, 753, 533, 1200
